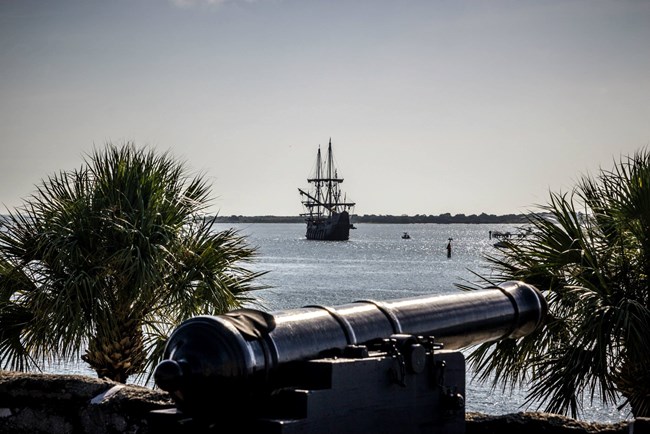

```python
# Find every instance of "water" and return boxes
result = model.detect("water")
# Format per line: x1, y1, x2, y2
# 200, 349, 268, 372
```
47, 221, 630, 423
221, 222, 631, 424
239, 223, 495, 311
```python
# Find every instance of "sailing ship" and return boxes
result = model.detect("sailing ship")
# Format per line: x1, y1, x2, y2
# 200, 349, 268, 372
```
298, 139, 356, 241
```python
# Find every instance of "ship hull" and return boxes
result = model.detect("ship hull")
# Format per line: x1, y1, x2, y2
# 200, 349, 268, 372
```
305, 211, 351, 241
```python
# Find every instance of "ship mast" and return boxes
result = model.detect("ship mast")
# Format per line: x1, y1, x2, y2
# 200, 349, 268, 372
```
315, 145, 323, 218
327, 138, 333, 208
300, 138, 355, 220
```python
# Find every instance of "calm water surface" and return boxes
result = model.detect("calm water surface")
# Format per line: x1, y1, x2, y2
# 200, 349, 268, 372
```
234, 222, 503, 311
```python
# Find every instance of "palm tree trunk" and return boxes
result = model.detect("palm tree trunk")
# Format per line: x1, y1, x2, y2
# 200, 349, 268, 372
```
615, 358, 650, 418
82, 316, 145, 383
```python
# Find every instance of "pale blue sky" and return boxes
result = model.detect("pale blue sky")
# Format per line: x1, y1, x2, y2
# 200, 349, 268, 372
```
1, 0, 648, 216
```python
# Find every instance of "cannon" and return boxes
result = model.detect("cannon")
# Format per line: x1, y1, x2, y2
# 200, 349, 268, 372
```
151, 281, 547, 433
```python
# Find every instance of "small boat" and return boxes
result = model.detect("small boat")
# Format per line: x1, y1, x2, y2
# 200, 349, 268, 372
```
401, 232, 411, 239
298, 139, 356, 241
491, 227, 532, 248
492, 231, 512, 248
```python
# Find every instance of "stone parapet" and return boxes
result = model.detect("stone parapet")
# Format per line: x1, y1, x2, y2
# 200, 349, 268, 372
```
0, 371, 636, 434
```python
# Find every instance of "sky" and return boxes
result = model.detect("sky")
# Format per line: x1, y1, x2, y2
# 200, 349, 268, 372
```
1, 0, 649, 217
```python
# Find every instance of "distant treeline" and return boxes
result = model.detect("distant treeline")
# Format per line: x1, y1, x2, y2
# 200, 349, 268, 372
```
2, 213, 530, 226
212, 213, 529, 224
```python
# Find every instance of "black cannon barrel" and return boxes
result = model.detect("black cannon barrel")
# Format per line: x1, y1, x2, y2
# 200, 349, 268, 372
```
154, 281, 546, 410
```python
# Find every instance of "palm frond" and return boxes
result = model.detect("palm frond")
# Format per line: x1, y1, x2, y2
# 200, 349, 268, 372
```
460, 147, 650, 418
0, 142, 267, 383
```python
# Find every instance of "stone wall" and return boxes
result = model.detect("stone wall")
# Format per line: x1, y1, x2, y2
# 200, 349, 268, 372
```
466, 412, 630, 434
0, 371, 638, 434
0, 371, 171, 433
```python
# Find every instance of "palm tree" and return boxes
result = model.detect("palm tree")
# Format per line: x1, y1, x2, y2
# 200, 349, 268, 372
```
457, 148, 650, 419
0, 142, 267, 384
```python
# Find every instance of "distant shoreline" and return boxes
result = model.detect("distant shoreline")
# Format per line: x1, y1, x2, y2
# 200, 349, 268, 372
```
212, 213, 531, 225
2, 213, 531, 226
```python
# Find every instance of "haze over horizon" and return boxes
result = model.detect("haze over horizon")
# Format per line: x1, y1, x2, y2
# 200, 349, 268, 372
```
1, 0, 648, 217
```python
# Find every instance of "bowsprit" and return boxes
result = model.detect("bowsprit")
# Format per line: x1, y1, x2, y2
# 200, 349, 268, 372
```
150, 281, 547, 434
